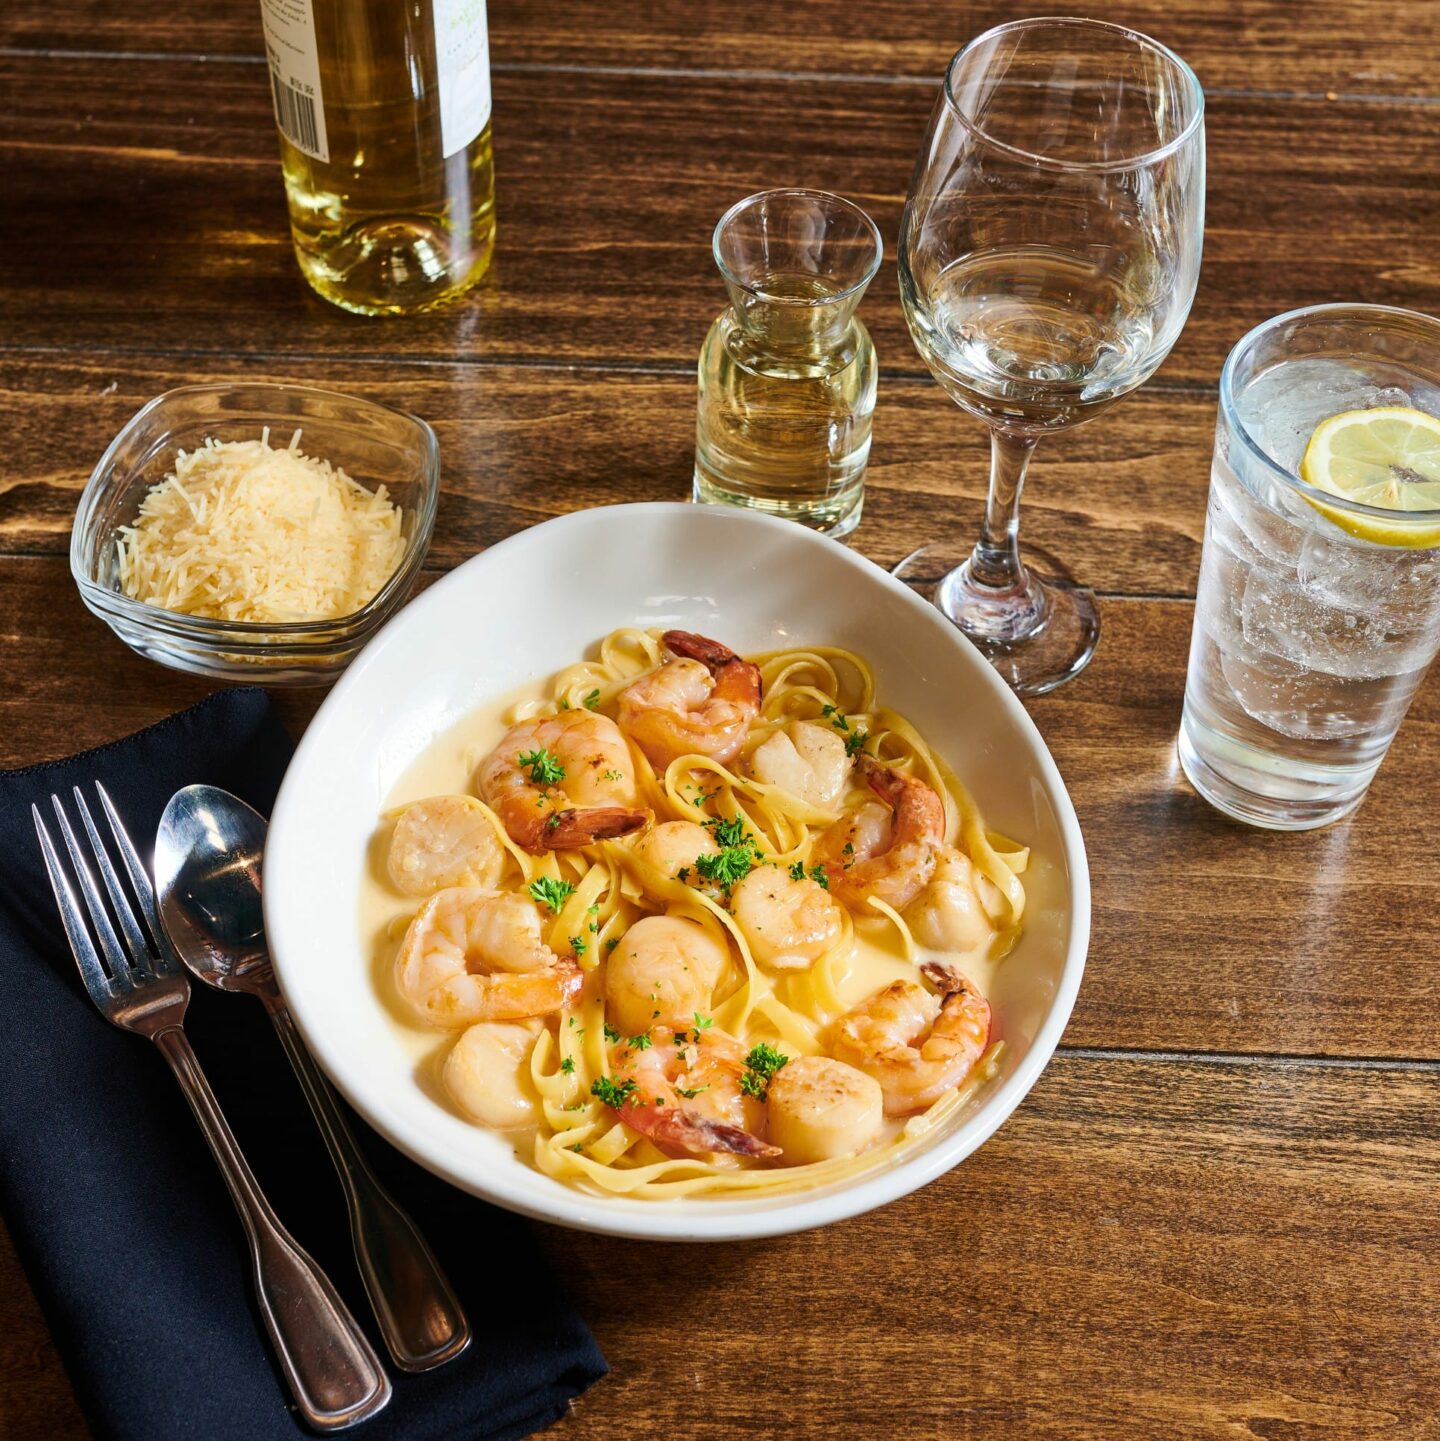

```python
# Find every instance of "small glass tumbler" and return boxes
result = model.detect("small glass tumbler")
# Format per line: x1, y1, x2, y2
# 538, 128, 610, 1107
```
1179, 304, 1440, 829
694, 189, 881, 538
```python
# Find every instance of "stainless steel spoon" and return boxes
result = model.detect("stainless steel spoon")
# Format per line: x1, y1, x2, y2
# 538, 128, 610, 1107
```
155, 784, 471, 1374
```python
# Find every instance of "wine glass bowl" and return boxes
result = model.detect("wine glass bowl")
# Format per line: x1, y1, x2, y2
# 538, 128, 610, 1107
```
895, 18, 1206, 693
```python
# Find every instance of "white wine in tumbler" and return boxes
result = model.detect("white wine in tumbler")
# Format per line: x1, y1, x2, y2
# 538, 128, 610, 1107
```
260, 0, 496, 315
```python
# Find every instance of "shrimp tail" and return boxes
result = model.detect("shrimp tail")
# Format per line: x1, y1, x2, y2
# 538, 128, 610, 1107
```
663, 630, 761, 708
543, 806, 652, 849
662, 630, 740, 670
920, 958, 965, 994
661, 1109, 782, 1159
859, 756, 905, 807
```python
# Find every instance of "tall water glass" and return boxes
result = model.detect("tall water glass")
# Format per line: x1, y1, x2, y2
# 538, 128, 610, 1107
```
1180, 304, 1440, 830
895, 18, 1205, 694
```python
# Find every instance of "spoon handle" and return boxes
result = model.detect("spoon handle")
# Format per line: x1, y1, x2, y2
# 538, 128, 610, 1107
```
154, 1028, 392, 1430
265, 999, 472, 1372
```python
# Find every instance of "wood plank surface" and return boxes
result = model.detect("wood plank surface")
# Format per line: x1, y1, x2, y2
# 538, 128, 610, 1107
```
4, 0, 1439, 101
4, 0, 1440, 1437
2, 58, 1438, 389
5, 554, 1438, 1064
0, 353, 1214, 596
4, 1052, 1438, 1440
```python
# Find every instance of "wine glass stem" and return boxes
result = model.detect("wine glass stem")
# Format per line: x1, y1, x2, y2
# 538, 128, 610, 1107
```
969, 429, 1038, 590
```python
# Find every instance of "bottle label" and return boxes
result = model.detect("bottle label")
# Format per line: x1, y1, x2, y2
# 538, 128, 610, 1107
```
433, 0, 492, 159
259, 0, 330, 164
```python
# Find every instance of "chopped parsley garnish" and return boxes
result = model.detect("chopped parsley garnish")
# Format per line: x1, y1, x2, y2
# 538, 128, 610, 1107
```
545, 812, 563, 832
528, 876, 576, 913
788, 860, 831, 889
560, 1056, 576, 1075
601, 768, 623, 782
695, 844, 756, 891
518, 747, 566, 786
739, 1043, 790, 1101
842, 842, 855, 856
705, 814, 751, 849
676, 866, 691, 883
568, 1142, 585, 1153
603, 1022, 621, 1043
675, 1085, 709, 1100
590, 1076, 637, 1109
569, 935, 587, 958
626, 1032, 652, 1051
583, 689, 602, 711
604, 937, 620, 954
693, 1013, 713, 1032
822, 705, 869, 756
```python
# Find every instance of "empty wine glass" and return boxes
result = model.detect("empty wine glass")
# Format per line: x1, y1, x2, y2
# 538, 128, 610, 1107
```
894, 18, 1206, 694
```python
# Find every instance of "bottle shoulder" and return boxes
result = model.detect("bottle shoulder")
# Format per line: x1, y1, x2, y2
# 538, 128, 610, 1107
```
701, 306, 876, 379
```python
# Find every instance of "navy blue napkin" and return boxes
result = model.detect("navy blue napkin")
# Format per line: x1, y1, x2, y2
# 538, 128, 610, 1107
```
0, 689, 606, 1441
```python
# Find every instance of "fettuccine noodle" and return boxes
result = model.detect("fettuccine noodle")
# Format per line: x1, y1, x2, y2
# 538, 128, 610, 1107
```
370, 629, 1028, 1199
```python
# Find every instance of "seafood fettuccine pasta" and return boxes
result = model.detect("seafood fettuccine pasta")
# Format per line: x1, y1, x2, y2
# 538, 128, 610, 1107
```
368, 629, 1029, 1198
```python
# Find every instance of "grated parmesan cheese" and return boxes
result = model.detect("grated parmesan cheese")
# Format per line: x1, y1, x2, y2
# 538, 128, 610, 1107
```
116, 430, 406, 624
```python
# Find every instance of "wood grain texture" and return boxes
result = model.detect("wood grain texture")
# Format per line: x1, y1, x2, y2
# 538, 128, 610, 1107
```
4, 0, 1439, 100
5, 2, 1440, 1437
0, 353, 1213, 596
4, 556, 1438, 1064
5, 1053, 1439, 1439
2, 57, 1438, 387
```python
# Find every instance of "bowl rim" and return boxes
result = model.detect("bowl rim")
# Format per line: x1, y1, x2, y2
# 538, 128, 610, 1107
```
70, 381, 441, 643
265, 502, 1091, 1240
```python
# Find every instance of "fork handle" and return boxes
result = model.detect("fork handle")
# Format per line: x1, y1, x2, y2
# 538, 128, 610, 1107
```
154, 1028, 392, 1431
265, 998, 471, 1372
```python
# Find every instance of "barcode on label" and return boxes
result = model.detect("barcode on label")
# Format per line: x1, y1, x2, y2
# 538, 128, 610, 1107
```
270, 70, 320, 156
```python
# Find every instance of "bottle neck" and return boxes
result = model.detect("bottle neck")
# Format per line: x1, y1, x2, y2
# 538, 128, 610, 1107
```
729, 295, 859, 362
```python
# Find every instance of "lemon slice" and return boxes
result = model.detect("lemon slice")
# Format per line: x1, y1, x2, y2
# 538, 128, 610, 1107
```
1299, 406, 1440, 547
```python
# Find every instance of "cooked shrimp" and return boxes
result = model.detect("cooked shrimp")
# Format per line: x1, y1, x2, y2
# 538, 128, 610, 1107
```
443, 1019, 542, 1128
830, 974, 991, 1116
815, 758, 945, 914
765, 1055, 883, 1164
616, 631, 761, 769
603, 1024, 779, 1159
634, 820, 718, 888
387, 795, 505, 897
747, 720, 851, 811
905, 847, 998, 956
603, 914, 729, 1035
396, 886, 582, 1027
476, 709, 650, 854
729, 867, 844, 971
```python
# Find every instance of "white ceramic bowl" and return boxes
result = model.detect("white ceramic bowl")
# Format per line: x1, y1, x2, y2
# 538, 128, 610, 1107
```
266, 503, 1089, 1241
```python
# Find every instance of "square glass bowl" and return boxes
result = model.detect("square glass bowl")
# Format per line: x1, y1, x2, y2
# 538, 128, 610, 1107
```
71, 383, 440, 686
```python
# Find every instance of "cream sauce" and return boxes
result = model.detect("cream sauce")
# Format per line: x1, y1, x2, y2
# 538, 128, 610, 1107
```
358, 677, 1003, 1149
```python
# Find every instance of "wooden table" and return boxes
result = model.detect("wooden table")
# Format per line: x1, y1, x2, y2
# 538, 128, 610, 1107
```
4, 2, 1439, 1435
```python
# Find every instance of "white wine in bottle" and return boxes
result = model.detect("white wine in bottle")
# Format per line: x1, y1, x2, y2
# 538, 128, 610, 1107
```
260, 0, 496, 315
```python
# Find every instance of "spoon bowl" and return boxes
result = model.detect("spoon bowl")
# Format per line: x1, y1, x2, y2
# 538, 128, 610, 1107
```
155, 785, 272, 993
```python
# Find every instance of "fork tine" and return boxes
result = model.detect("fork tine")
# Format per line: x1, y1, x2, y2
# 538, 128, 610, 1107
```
95, 781, 166, 953
33, 803, 114, 1003
49, 793, 133, 989
72, 787, 157, 980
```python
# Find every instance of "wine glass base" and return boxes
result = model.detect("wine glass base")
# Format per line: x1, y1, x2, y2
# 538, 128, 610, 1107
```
892, 544, 1100, 696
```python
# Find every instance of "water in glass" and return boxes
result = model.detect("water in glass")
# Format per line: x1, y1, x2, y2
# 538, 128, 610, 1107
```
1181, 337, 1440, 829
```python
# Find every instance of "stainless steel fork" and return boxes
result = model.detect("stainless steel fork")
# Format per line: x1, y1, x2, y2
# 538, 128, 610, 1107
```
34, 784, 392, 1432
